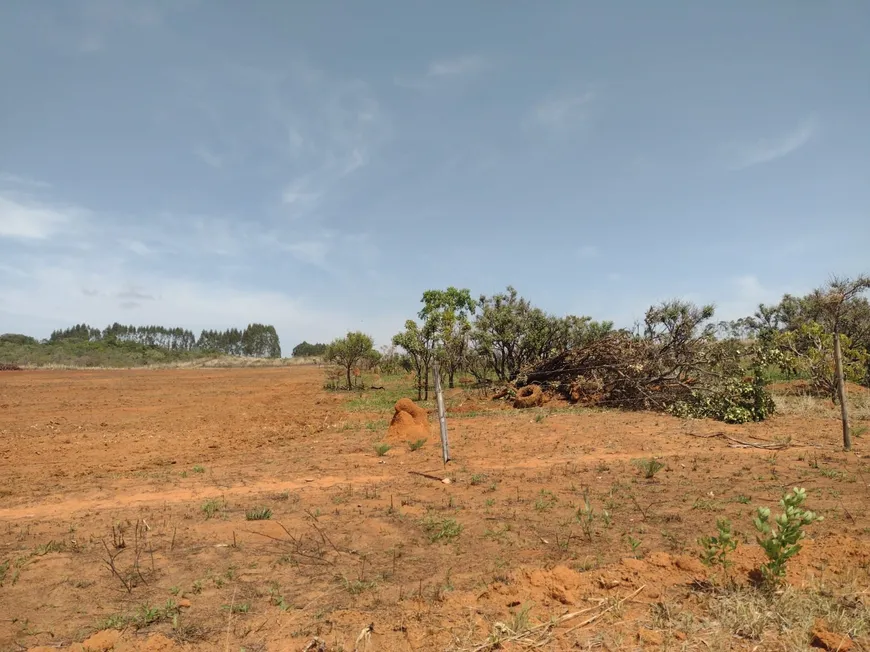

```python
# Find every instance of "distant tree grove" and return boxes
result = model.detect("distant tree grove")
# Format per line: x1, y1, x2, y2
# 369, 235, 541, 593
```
45, 322, 282, 358
292, 341, 328, 357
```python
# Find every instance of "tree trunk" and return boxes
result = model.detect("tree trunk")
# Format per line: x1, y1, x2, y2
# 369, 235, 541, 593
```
346, 365, 352, 391
448, 367, 455, 389
416, 368, 422, 401
833, 329, 851, 450
423, 363, 429, 400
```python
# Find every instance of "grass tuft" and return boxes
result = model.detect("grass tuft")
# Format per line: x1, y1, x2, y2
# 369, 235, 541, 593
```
245, 507, 273, 521
407, 438, 427, 451
373, 443, 392, 457
632, 457, 665, 479
421, 514, 462, 543
201, 498, 224, 519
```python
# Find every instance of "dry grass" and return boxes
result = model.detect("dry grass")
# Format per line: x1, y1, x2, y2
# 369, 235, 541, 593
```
697, 582, 870, 647
772, 390, 870, 421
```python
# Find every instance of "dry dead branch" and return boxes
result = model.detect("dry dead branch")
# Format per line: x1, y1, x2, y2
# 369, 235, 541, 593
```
684, 432, 791, 450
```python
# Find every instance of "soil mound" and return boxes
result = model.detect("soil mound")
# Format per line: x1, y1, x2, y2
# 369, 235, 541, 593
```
387, 398, 429, 441
513, 384, 543, 408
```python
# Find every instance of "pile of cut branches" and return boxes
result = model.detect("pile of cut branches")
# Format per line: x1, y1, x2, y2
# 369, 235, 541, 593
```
524, 332, 686, 411
520, 302, 777, 423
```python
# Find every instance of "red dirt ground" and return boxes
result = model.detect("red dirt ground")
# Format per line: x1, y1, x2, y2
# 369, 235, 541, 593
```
2, 367, 870, 651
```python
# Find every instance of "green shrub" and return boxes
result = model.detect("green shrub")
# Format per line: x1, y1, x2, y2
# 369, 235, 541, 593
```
373, 443, 391, 457
753, 487, 822, 586
670, 377, 776, 424
699, 518, 738, 569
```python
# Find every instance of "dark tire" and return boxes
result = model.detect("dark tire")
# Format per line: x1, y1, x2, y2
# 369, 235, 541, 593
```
513, 384, 543, 409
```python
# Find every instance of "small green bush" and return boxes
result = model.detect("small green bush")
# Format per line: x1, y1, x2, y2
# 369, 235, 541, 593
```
699, 518, 738, 569
373, 443, 391, 457
753, 487, 822, 586
669, 377, 776, 424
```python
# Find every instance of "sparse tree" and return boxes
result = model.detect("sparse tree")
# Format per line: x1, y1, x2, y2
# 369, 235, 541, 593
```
472, 286, 613, 382
325, 332, 376, 390
816, 276, 870, 450
392, 320, 437, 400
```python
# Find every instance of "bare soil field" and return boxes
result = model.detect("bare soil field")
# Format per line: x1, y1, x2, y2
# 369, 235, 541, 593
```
2, 368, 870, 651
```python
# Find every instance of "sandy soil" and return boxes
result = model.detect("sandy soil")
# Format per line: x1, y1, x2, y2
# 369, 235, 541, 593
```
2, 367, 870, 651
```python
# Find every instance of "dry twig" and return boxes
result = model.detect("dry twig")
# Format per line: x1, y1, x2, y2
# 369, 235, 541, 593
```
460, 585, 645, 651
684, 432, 791, 450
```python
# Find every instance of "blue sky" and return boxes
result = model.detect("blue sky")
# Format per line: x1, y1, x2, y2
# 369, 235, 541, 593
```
1, 1, 868, 349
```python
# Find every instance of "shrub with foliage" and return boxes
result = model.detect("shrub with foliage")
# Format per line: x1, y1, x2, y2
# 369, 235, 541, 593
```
753, 487, 822, 586
699, 518, 738, 570
774, 323, 868, 399
670, 375, 777, 423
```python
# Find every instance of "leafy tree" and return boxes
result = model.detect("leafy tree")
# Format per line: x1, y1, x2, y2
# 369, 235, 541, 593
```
325, 332, 376, 390
775, 323, 868, 399
419, 287, 476, 388
472, 286, 612, 382
392, 320, 437, 400
753, 277, 870, 449
376, 345, 409, 375
753, 290, 870, 354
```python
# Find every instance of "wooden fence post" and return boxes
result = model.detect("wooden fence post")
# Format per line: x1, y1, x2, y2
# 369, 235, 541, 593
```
432, 361, 450, 464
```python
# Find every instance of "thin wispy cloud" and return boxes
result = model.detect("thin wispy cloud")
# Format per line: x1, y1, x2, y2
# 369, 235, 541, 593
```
395, 54, 490, 90
116, 286, 155, 304
194, 146, 223, 169
281, 178, 321, 213
0, 194, 79, 240
578, 245, 599, 259
23, 0, 196, 54
0, 173, 51, 189
121, 240, 154, 256
532, 92, 596, 129
728, 119, 817, 170
283, 240, 330, 268
184, 62, 385, 219
428, 55, 488, 78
